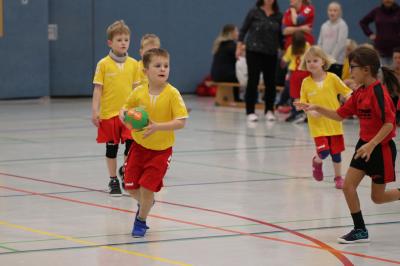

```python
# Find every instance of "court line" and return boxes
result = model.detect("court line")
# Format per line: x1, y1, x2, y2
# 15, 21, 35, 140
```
0, 220, 191, 266
1, 175, 399, 264
0, 185, 355, 265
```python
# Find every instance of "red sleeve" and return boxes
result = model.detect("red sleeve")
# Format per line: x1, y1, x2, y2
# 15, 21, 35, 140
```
337, 93, 357, 118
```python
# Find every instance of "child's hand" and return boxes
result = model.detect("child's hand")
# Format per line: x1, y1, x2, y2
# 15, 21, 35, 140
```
91, 112, 100, 127
293, 101, 315, 111
307, 110, 320, 118
143, 121, 158, 138
119, 109, 127, 122
354, 142, 375, 162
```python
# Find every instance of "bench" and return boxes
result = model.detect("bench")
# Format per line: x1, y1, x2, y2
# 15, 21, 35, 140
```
206, 81, 266, 109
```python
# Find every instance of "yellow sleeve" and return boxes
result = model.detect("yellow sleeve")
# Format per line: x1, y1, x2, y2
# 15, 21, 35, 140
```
123, 89, 138, 110
334, 74, 352, 97
93, 60, 105, 85
342, 58, 350, 80
283, 46, 292, 63
171, 89, 189, 119
299, 79, 308, 103
132, 60, 141, 85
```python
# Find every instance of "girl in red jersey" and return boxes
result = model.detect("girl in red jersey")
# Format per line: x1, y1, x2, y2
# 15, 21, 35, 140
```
295, 46, 400, 244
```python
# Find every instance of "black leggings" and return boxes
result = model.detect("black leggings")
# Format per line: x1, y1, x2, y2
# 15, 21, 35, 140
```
245, 50, 277, 114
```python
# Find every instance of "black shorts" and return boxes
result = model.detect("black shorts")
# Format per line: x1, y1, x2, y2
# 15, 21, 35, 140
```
350, 139, 396, 184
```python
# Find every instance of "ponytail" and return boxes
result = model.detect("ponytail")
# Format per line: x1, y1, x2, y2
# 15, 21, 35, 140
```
381, 66, 400, 97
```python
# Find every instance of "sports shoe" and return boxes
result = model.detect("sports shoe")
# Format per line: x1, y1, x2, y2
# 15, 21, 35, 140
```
312, 156, 323, 181
118, 166, 125, 189
293, 113, 307, 124
337, 228, 370, 244
135, 203, 151, 229
108, 177, 122, 197
247, 113, 258, 122
265, 111, 276, 121
277, 105, 291, 114
334, 176, 344, 189
132, 218, 148, 238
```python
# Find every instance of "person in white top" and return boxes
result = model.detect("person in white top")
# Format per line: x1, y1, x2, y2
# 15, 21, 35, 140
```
317, 2, 348, 78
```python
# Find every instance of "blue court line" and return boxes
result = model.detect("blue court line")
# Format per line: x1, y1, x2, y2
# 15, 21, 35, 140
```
0, 220, 398, 256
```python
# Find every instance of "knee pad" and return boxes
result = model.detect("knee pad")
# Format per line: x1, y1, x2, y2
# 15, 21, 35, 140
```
331, 153, 342, 163
124, 139, 133, 156
318, 150, 330, 160
106, 142, 119, 158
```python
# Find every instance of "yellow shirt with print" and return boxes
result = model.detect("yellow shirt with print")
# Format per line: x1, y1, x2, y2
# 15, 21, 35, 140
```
300, 72, 352, 137
93, 55, 140, 119
283, 43, 311, 71
136, 60, 148, 86
124, 83, 189, 150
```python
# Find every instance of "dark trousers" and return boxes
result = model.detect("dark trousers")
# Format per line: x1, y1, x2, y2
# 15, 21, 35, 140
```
245, 50, 277, 114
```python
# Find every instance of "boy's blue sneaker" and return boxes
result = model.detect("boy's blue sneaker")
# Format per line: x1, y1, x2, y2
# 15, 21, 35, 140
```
135, 203, 152, 229
337, 228, 370, 244
132, 218, 148, 238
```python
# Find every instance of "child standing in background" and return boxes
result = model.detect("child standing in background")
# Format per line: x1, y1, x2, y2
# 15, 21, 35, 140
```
92, 20, 140, 196
120, 48, 188, 237
297, 46, 352, 189
296, 46, 400, 243
318, 1, 348, 78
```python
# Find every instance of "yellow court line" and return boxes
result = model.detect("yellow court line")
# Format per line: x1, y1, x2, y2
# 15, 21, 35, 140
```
0, 220, 191, 266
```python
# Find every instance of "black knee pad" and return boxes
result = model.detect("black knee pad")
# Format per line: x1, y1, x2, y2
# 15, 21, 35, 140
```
124, 139, 133, 156
106, 142, 119, 158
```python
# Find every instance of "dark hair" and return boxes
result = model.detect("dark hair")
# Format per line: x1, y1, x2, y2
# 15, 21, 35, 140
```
222, 24, 236, 36
256, 0, 280, 13
291, 31, 306, 56
393, 47, 400, 54
143, 48, 170, 69
349, 46, 400, 95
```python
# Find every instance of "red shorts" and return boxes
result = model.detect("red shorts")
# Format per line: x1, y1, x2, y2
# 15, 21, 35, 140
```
313, 135, 345, 155
124, 141, 172, 192
290, 70, 310, 99
96, 116, 132, 144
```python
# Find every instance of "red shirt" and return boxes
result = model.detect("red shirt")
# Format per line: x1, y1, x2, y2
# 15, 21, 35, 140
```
282, 4, 315, 49
337, 80, 396, 143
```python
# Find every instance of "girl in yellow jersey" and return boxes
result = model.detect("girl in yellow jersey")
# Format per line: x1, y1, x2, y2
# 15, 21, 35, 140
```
120, 48, 188, 237
298, 46, 352, 189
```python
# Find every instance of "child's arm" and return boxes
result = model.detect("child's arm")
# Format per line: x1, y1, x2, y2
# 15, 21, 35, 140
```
91, 84, 102, 127
354, 123, 393, 162
294, 102, 343, 121
143, 118, 186, 139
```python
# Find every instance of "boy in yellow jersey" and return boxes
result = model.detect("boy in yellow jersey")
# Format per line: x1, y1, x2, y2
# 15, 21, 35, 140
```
134, 34, 161, 88
91, 20, 140, 196
120, 48, 188, 237
297, 46, 352, 189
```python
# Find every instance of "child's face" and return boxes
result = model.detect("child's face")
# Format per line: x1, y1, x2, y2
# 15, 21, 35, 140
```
140, 43, 161, 58
393, 52, 400, 68
144, 56, 170, 84
305, 54, 324, 74
108, 33, 130, 56
349, 60, 368, 84
327, 4, 341, 22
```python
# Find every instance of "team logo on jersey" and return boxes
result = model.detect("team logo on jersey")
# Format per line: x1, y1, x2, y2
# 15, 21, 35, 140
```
304, 7, 311, 14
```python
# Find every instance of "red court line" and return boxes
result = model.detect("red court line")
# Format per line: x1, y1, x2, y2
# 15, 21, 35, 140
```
2, 184, 398, 265
1, 172, 400, 264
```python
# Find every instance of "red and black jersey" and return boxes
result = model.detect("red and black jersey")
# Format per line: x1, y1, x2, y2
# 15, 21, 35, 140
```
337, 80, 396, 143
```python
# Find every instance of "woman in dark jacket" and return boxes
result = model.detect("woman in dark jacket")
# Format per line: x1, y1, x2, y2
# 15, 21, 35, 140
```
236, 0, 283, 122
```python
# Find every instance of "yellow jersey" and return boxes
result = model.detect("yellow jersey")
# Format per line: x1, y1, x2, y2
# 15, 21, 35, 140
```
283, 43, 311, 71
136, 60, 148, 86
93, 55, 140, 119
300, 72, 352, 137
124, 83, 188, 150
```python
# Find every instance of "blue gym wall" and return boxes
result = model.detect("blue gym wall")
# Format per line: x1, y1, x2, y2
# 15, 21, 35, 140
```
0, 0, 382, 99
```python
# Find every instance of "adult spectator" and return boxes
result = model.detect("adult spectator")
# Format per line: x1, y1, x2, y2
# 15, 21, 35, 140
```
236, 0, 283, 122
360, 0, 400, 66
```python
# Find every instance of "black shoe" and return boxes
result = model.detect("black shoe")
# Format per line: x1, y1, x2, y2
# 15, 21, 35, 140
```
108, 177, 122, 197
285, 113, 297, 122
118, 166, 125, 189
337, 228, 370, 244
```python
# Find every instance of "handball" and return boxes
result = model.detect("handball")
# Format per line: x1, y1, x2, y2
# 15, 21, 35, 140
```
124, 107, 149, 130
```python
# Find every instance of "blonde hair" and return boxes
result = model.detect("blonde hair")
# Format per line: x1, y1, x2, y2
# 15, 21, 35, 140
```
328, 1, 342, 14
300, 45, 335, 71
212, 24, 237, 54
140, 34, 161, 49
106, 20, 130, 40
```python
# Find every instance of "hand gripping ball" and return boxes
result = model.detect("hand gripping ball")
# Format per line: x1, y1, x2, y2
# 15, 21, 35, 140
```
124, 107, 149, 131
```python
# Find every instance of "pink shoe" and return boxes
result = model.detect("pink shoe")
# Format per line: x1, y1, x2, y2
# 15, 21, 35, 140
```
312, 156, 323, 181
334, 176, 344, 189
